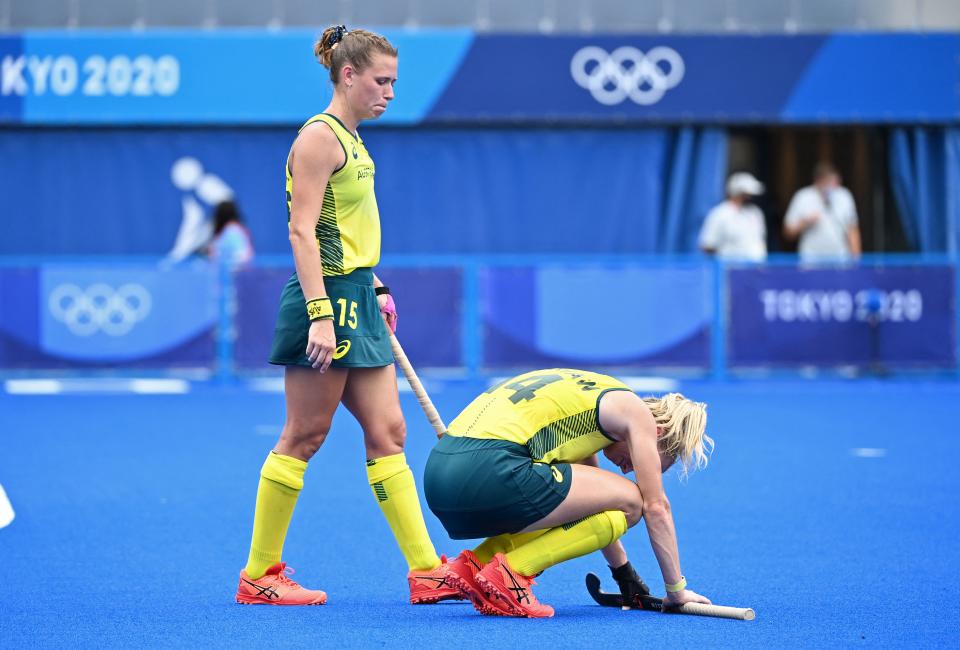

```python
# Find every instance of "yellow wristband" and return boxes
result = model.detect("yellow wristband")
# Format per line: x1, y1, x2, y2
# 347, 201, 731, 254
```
665, 576, 687, 593
306, 297, 334, 321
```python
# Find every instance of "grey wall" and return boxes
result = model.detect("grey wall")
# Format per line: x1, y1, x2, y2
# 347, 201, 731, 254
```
2, 0, 959, 32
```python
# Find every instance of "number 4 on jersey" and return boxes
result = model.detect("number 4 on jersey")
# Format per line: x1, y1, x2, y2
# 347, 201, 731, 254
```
485, 373, 564, 404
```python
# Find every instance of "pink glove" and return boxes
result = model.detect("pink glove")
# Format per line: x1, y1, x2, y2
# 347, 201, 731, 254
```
380, 293, 398, 333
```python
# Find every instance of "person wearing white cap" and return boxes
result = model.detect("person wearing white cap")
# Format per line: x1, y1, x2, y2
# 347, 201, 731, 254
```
698, 172, 767, 262
783, 162, 861, 262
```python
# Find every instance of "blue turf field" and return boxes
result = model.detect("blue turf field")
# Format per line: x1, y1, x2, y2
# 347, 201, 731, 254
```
1, 377, 958, 648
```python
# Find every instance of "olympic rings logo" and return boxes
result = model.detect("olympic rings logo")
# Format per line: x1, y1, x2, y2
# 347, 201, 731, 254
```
570, 46, 685, 106
48, 283, 152, 337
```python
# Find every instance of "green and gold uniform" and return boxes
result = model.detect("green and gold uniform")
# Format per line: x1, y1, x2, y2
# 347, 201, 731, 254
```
269, 113, 392, 368
249, 120, 446, 584
424, 369, 632, 539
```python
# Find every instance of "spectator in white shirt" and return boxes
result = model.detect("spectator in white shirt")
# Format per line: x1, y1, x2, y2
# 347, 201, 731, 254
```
698, 172, 767, 262
783, 162, 861, 262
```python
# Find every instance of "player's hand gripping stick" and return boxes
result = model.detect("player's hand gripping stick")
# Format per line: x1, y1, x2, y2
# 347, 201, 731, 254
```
586, 573, 755, 621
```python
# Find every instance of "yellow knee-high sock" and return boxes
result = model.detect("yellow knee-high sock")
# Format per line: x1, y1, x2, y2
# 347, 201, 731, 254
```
505, 511, 628, 576
367, 453, 440, 571
472, 530, 550, 565
244, 452, 307, 579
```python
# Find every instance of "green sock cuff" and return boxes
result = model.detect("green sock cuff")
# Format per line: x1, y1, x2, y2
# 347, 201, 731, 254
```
261, 452, 307, 491
366, 452, 408, 484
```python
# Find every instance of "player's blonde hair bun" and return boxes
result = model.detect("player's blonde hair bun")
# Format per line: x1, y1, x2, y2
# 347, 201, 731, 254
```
642, 393, 713, 478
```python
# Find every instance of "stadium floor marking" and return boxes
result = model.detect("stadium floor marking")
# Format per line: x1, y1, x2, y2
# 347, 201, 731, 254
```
0, 484, 15, 529
4, 379, 62, 394
487, 375, 678, 393
247, 376, 415, 393
4, 378, 190, 395
850, 447, 887, 458
254, 424, 282, 436
619, 376, 679, 393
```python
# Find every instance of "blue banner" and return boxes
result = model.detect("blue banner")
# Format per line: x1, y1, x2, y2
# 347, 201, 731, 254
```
435, 33, 959, 124
0, 264, 217, 368
1, 31, 956, 124
233, 266, 462, 370
0, 30, 472, 125
482, 265, 712, 369
727, 265, 957, 368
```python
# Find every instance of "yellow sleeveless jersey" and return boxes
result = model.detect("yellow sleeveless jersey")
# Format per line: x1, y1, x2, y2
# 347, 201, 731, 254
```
446, 369, 632, 464
286, 113, 381, 276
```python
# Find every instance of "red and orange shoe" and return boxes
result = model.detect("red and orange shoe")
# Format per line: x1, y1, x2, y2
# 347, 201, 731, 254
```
235, 562, 327, 606
408, 555, 466, 604
474, 553, 554, 618
444, 550, 514, 616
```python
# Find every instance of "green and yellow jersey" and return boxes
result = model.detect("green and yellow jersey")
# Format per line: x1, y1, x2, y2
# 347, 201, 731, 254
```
446, 369, 632, 464
286, 113, 381, 276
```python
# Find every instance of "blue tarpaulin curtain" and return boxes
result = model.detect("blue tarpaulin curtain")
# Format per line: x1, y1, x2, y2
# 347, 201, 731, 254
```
888, 127, 960, 254
658, 127, 729, 253
370, 126, 727, 255
0, 127, 727, 256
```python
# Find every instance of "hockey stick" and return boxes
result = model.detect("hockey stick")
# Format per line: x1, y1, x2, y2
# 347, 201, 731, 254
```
390, 334, 446, 438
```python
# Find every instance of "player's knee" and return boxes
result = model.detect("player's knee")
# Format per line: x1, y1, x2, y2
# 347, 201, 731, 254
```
621, 487, 645, 527
387, 415, 407, 445
280, 417, 332, 459
365, 415, 406, 456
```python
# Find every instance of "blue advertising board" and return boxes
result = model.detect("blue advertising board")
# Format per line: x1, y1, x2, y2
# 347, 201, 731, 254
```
434, 33, 960, 123
233, 266, 462, 370
727, 265, 957, 368
482, 264, 712, 369
0, 31, 957, 124
0, 264, 217, 369
0, 30, 472, 124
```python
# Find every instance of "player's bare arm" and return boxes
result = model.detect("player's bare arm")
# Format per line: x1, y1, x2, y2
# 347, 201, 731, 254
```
599, 390, 711, 609
288, 123, 342, 370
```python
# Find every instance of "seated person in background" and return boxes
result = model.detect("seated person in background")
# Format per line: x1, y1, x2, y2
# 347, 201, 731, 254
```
209, 200, 255, 269
783, 162, 861, 262
424, 368, 713, 618
698, 172, 767, 262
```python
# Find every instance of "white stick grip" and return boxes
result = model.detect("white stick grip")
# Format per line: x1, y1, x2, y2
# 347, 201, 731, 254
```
390, 334, 446, 438
677, 602, 755, 620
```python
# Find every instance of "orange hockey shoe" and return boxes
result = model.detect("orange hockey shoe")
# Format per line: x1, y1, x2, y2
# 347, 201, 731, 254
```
408, 555, 466, 604
444, 550, 515, 616
235, 563, 327, 605
474, 553, 554, 618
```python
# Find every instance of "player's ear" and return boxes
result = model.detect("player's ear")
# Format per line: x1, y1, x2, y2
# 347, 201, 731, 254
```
342, 65, 356, 87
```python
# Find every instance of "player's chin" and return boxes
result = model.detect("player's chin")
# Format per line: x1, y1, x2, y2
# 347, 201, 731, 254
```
368, 104, 388, 119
